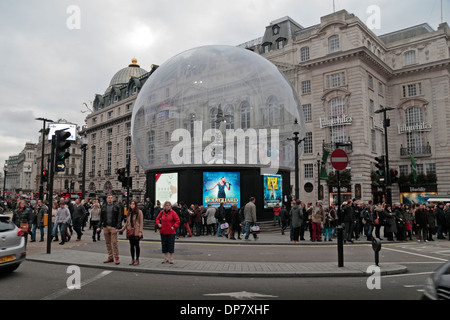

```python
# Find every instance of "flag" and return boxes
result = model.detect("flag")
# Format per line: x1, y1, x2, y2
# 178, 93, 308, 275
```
410, 154, 417, 183
320, 148, 330, 180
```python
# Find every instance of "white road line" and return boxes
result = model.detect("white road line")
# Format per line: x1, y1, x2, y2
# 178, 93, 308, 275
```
41, 270, 112, 300
382, 247, 449, 262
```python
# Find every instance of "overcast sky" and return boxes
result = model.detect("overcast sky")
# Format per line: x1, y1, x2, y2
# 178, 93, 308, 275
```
0, 0, 447, 168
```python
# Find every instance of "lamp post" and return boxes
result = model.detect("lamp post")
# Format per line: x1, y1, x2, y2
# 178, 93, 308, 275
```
36, 117, 54, 201
3, 163, 7, 200
316, 153, 324, 201
288, 119, 305, 200
374, 107, 394, 205
81, 135, 88, 200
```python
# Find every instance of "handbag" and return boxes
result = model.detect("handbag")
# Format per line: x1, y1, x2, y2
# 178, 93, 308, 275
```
220, 222, 229, 230
126, 227, 135, 239
20, 222, 29, 233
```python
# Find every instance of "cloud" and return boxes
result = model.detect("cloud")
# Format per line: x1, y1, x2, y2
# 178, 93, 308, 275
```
0, 0, 445, 166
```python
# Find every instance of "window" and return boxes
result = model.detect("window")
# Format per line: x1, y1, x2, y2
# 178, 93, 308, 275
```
371, 130, 376, 153
224, 105, 234, 129
402, 83, 422, 97
106, 142, 112, 174
263, 44, 270, 53
404, 50, 416, 65
329, 98, 346, 146
399, 165, 408, 176
210, 107, 220, 129
369, 99, 374, 116
267, 96, 282, 125
277, 39, 284, 49
304, 132, 313, 154
368, 75, 374, 90
326, 72, 346, 88
240, 101, 251, 129
426, 163, 436, 174
328, 35, 339, 53
378, 82, 384, 95
301, 47, 310, 61
147, 130, 155, 165
304, 164, 314, 179
301, 80, 311, 94
125, 137, 132, 164
302, 104, 312, 122
273, 25, 280, 35
91, 146, 96, 174
405, 106, 425, 155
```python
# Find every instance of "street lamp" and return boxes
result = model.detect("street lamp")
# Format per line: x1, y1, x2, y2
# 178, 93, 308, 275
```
316, 153, 324, 201
36, 117, 54, 201
288, 119, 305, 200
81, 135, 88, 200
374, 107, 394, 205
3, 163, 8, 200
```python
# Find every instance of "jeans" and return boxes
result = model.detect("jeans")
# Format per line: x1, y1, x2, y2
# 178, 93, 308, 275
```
31, 224, 44, 241
244, 222, 257, 240
52, 222, 66, 242
324, 228, 332, 240
364, 223, 374, 239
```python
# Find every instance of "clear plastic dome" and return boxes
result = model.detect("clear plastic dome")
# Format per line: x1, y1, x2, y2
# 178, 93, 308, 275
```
131, 45, 305, 174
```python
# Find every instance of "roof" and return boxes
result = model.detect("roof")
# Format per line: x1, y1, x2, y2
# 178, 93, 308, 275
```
379, 23, 435, 44
106, 59, 148, 93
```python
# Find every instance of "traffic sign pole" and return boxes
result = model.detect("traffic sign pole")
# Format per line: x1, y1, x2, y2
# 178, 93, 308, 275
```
330, 148, 349, 268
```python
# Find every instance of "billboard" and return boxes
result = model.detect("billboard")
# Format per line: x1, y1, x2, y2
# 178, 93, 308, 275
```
203, 172, 240, 208
155, 173, 178, 205
48, 123, 77, 141
263, 174, 282, 208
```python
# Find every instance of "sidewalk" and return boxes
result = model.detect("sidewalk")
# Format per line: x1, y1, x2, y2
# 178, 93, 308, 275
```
26, 227, 408, 278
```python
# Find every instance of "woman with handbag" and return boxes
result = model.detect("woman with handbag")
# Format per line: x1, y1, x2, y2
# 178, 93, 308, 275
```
156, 201, 181, 264
118, 200, 143, 266
13, 199, 33, 245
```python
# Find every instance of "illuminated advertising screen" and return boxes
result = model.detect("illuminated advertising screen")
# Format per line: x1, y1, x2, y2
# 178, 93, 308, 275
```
155, 173, 178, 205
203, 172, 240, 208
264, 174, 282, 208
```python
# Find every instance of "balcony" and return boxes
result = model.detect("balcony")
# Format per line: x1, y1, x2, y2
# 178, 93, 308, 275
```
323, 140, 353, 154
400, 143, 431, 158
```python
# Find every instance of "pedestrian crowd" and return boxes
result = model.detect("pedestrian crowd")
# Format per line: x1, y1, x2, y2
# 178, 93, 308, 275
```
280, 198, 450, 243
3, 195, 449, 266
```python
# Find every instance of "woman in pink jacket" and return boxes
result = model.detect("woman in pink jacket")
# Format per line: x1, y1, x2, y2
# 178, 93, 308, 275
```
156, 201, 180, 264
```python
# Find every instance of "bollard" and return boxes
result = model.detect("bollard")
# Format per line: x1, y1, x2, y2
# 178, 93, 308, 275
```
337, 225, 344, 267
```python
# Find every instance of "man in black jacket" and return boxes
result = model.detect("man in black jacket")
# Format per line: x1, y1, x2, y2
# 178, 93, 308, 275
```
72, 199, 86, 241
99, 194, 121, 264
342, 200, 355, 243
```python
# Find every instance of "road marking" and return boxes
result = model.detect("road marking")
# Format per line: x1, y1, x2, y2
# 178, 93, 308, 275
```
204, 291, 278, 300
382, 247, 448, 262
41, 270, 112, 300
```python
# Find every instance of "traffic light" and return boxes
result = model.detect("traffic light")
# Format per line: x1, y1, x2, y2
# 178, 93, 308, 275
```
55, 130, 71, 172
42, 170, 48, 182
375, 156, 385, 182
117, 168, 126, 184
390, 169, 399, 183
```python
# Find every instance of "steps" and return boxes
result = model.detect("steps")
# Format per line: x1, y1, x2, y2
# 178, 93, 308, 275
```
143, 219, 283, 234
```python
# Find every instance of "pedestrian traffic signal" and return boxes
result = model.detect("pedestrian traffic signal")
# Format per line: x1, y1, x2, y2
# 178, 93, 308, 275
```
375, 156, 385, 182
117, 168, 126, 183
42, 169, 48, 182
55, 130, 71, 172
390, 169, 399, 183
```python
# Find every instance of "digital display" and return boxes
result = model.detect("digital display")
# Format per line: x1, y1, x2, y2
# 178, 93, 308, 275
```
203, 172, 240, 208
263, 174, 282, 208
155, 173, 178, 205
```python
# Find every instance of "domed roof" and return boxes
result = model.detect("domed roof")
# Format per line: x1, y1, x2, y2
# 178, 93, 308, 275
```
106, 59, 148, 93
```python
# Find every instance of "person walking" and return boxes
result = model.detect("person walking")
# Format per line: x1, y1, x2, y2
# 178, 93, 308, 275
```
99, 194, 122, 265
229, 204, 241, 240
280, 204, 289, 235
156, 201, 180, 264
415, 204, 428, 242
13, 199, 33, 244
243, 197, 258, 241
89, 202, 101, 242
118, 200, 143, 266
52, 198, 71, 245
72, 199, 86, 241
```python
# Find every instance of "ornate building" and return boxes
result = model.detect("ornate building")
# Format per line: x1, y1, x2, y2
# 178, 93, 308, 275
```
83, 10, 449, 205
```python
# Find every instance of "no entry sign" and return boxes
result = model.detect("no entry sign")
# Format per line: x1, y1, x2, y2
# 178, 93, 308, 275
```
331, 149, 349, 171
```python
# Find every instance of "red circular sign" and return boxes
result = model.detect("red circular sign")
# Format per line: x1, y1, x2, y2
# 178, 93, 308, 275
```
330, 149, 349, 171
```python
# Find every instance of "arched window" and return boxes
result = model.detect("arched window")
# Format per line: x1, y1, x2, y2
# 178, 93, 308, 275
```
209, 107, 220, 129
328, 97, 346, 146
224, 105, 234, 129
328, 35, 340, 53
240, 101, 251, 129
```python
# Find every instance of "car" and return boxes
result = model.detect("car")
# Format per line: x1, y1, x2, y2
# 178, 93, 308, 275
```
422, 260, 450, 300
0, 214, 26, 273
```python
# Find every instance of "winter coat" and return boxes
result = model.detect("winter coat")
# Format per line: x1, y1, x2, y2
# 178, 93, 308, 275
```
384, 209, 397, 233
156, 209, 180, 235
290, 205, 303, 228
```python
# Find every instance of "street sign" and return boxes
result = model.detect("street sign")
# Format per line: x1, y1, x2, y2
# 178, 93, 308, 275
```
330, 149, 348, 171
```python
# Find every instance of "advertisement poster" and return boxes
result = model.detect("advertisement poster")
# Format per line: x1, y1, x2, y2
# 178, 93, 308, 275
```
263, 174, 282, 208
203, 172, 240, 208
155, 173, 178, 205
